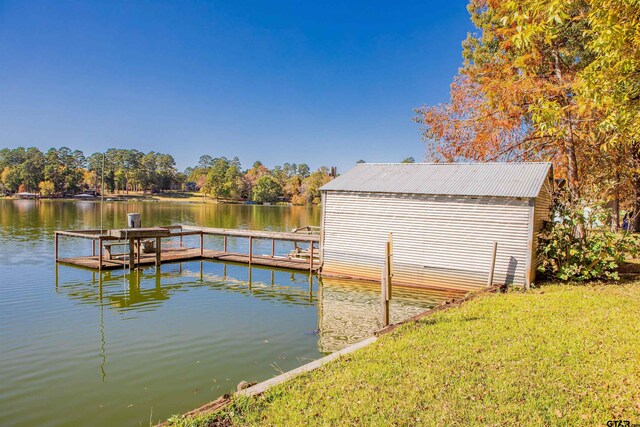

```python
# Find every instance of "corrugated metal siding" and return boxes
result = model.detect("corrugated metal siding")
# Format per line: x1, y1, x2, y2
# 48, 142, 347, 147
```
321, 192, 533, 291
321, 162, 553, 198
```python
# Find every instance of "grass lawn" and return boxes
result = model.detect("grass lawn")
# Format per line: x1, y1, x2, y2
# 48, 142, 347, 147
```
169, 280, 640, 426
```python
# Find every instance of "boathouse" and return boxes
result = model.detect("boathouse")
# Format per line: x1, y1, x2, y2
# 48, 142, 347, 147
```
319, 162, 553, 290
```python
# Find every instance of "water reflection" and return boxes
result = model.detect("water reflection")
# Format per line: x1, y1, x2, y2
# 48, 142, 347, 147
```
56, 260, 463, 358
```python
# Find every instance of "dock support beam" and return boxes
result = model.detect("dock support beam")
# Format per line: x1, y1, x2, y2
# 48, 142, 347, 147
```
55, 232, 59, 261
309, 242, 314, 273
271, 239, 275, 257
248, 236, 253, 265
155, 237, 161, 266
92, 240, 96, 256
200, 232, 204, 256
223, 235, 228, 252
129, 238, 135, 270
98, 237, 103, 272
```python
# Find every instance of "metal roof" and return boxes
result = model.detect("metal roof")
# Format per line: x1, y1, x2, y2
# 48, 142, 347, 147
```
320, 162, 553, 198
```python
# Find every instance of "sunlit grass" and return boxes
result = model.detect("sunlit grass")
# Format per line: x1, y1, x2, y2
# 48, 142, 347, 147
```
169, 281, 640, 426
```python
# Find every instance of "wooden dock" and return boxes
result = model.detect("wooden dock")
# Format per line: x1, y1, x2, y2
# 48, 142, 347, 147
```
55, 225, 320, 272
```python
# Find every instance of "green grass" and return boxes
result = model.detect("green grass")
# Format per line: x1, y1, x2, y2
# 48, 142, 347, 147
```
169, 282, 640, 426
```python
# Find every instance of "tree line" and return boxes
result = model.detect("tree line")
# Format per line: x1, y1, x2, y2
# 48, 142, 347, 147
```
415, 0, 640, 231
0, 147, 334, 204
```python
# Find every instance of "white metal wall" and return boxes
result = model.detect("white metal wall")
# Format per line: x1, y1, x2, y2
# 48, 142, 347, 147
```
320, 192, 535, 291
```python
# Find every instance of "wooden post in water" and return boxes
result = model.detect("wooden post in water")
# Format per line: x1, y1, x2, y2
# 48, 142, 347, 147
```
92, 239, 96, 257
380, 234, 393, 326
271, 239, 275, 257
136, 238, 141, 265
309, 242, 314, 273
386, 233, 393, 299
248, 236, 253, 265
487, 241, 498, 287
155, 237, 161, 266
200, 232, 204, 256
381, 266, 390, 326
223, 235, 228, 252
98, 237, 103, 272
179, 226, 183, 247
129, 238, 135, 270
54, 232, 59, 261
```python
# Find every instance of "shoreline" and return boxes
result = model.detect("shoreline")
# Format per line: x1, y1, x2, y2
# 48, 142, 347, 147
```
1, 192, 319, 206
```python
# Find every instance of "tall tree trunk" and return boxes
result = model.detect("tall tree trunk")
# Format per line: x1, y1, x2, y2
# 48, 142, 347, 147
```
565, 138, 580, 197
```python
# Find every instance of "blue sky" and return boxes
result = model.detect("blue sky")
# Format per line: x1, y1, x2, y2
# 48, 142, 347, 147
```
0, 1, 473, 172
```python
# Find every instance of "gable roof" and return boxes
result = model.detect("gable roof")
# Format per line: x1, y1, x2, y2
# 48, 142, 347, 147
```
320, 162, 553, 198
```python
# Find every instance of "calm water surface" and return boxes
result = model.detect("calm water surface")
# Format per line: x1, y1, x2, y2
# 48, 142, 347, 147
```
0, 200, 454, 426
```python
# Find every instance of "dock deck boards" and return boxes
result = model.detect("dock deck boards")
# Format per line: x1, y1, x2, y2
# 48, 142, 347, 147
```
58, 247, 319, 272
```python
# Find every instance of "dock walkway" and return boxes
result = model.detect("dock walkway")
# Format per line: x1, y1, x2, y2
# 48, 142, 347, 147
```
55, 225, 320, 272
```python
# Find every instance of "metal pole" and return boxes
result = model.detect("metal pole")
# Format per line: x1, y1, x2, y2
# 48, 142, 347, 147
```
487, 241, 498, 287
101, 152, 105, 235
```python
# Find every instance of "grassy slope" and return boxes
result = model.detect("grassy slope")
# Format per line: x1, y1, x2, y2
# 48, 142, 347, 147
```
172, 282, 640, 426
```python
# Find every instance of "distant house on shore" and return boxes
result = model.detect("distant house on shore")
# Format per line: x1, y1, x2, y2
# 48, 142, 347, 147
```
14, 192, 40, 200
319, 162, 553, 290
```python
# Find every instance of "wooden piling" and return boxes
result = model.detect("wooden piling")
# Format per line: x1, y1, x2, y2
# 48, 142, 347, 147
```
136, 238, 141, 265
223, 235, 228, 252
381, 266, 390, 326
98, 237, 103, 272
155, 237, 161, 266
200, 232, 204, 256
271, 239, 275, 257
487, 241, 498, 287
54, 232, 59, 261
129, 238, 135, 270
309, 242, 314, 273
92, 240, 96, 256
248, 236, 253, 265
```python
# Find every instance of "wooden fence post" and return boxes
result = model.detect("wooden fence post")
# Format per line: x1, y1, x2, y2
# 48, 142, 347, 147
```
487, 241, 498, 287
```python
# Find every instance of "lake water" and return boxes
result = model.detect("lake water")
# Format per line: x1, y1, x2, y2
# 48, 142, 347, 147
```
0, 200, 456, 426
